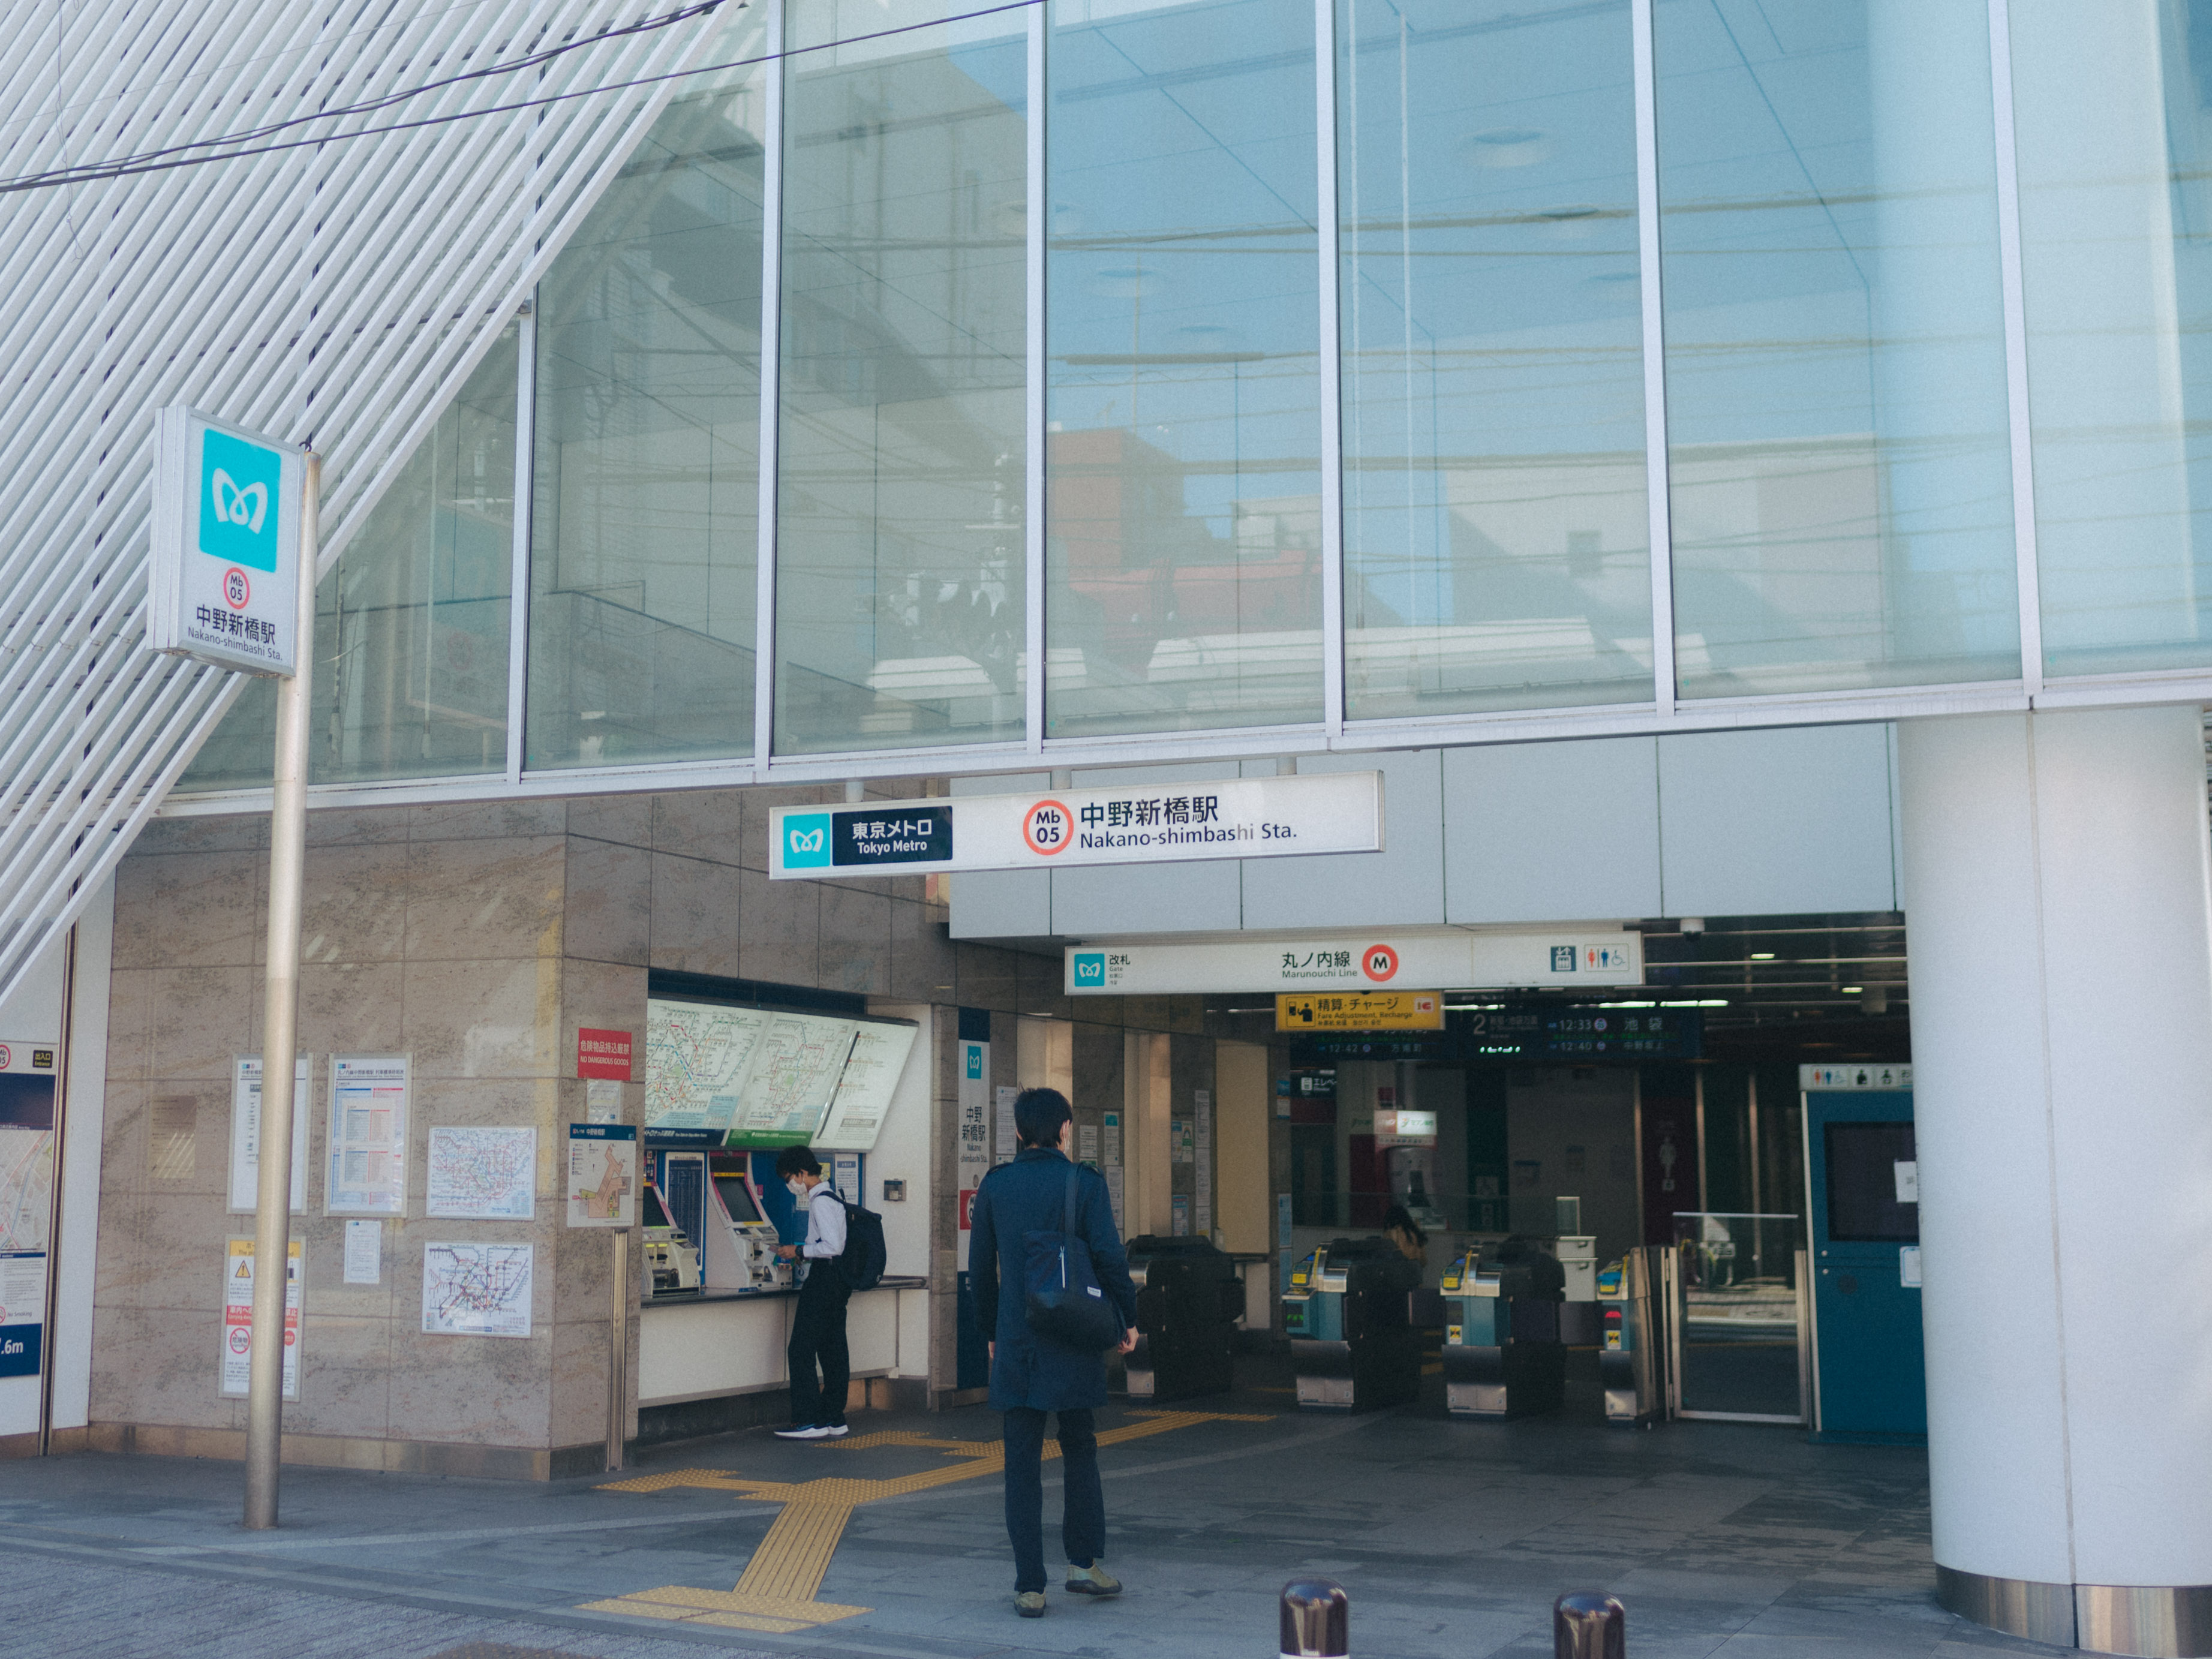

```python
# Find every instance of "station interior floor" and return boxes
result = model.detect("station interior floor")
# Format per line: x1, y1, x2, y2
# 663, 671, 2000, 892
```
0, 1352, 2066, 1659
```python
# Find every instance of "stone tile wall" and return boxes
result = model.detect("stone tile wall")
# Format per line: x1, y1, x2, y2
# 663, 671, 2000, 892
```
94, 781, 1228, 1464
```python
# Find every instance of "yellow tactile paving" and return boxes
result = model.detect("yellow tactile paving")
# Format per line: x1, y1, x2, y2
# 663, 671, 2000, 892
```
582, 1408, 1274, 1631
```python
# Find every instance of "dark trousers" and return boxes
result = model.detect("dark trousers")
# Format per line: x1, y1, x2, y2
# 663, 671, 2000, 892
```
787, 1269, 850, 1428
1003, 1406, 1102, 1592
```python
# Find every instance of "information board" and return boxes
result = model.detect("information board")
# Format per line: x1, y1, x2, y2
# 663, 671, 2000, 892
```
644, 1002, 767, 1134
325, 1054, 408, 1215
221, 1239, 300, 1399
421, 1242, 533, 1338
566, 1125, 638, 1228
228, 1055, 310, 1213
817, 1020, 918, 1151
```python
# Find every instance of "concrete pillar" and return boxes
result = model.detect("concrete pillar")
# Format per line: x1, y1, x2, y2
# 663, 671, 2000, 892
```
1900, 706, 2212, 1656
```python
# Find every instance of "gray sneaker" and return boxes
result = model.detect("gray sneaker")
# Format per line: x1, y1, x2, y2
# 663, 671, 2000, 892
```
1065, 1563, 1121, 1597
1015, 1591, 1047, 1618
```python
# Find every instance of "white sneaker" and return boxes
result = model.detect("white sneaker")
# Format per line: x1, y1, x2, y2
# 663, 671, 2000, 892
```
819, 1424, 849, 1438
775, 1425, 832, 1439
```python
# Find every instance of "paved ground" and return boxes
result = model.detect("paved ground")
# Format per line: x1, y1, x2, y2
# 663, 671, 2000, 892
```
0, 1359, 2069, 1659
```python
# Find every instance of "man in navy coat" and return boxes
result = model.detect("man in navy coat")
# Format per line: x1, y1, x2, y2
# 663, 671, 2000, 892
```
969, 1086, 1138, 1618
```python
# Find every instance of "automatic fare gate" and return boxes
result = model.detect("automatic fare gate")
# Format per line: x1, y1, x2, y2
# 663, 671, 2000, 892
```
1802, 1063, 1926, 1441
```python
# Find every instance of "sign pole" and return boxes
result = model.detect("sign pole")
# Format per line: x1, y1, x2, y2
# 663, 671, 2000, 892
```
244, 449, 317, 1531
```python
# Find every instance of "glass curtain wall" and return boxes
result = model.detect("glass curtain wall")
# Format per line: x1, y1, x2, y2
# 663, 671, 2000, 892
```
1339, 0, 1651, 719
1656, 0, 2019, 698
527, 23, 770, 770
774, 0, 1028, 753
2012, 0, 2212, 675
178, 326, 519, 788
1045, 0, 1324, 737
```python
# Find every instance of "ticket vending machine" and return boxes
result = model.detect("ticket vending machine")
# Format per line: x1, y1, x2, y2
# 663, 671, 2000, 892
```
701, 1164, 791, 1293
641, 1183, 701, 1295
1803, 1065, 1925, 1441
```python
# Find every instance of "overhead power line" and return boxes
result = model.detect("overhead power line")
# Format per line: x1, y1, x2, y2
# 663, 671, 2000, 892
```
0, 0, 1047, 197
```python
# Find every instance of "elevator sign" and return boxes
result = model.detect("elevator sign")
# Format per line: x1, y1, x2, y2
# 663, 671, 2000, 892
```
768, 771, 1382, 877
148, 405, 305, 677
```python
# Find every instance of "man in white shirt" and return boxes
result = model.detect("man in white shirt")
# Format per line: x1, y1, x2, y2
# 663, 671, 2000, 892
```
773, 1145, 850, 1440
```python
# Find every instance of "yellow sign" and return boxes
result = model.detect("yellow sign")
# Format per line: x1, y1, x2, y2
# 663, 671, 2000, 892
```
1276, 991, 1443, 1032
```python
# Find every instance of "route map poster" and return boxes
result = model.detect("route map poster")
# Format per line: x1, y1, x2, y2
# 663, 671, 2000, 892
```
424, 1126, 537, 1220
643, 1002, 768, 1134
421, 1242, 534, 1338
566, 1125, 637, 1228
325, 1054, 408, 1216
733, 1012, 856, 1144
0, 1073, 55, 1381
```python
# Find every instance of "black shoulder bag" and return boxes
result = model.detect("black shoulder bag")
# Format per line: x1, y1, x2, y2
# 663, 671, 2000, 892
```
1023, 1165, 1123, 1351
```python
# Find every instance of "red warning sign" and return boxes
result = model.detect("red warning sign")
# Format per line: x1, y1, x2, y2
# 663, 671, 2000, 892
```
576, 1027, 633, 1080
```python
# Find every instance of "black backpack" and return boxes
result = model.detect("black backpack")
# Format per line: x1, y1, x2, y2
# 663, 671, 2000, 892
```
838, 1199, 886, 1291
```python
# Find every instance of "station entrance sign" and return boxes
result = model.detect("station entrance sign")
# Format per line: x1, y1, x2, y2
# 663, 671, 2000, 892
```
1067, 930, 1644, 994
149, 406, 305, 677
768, 771, 1381, 878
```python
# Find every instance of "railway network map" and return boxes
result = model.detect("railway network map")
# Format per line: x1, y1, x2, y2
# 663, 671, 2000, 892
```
420, 1242, 534, 1338
644, 1001, 768, 1132
0, 1127, 52, 1254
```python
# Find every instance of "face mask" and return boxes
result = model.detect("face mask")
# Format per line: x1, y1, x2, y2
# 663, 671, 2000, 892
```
787, 1177, 808, 1199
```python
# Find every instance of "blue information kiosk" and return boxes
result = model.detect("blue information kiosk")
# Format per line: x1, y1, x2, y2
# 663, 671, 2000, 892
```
1802, 1064, 1925, 1442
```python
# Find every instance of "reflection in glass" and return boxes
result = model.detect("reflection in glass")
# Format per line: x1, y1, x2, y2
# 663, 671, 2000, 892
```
528, 28, 768, 770
1672, 1211, 1804, 1420
2013, 0, 2212, 675
1658, 0, 2018, 697
1046, 0, 1323, 736
177, 328, 519, 789
775, 0, 1027, 753
1339, 0, 1651, 717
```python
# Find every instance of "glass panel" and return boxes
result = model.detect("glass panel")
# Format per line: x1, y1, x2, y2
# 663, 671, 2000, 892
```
177, 328, 519, 791
1045, 0, 1323, 737
774, 0, 1029, 754
527, 23, 769, 770
1339, 0, 1652, 718
1672, 1212, 1802, 1418
2013, 0, 2212, 675
1658, 0, 2019, 697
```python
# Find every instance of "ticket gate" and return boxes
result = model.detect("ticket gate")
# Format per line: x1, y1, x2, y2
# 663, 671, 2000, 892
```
1123, 1236, 1242, 1401
1281, 1238, 1423, 1411
1441, 1239, 1565, 1418
1596, 1249, 1664, 1425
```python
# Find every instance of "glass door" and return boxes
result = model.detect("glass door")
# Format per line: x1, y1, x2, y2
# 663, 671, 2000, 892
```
1667, 1212, 1808, 1423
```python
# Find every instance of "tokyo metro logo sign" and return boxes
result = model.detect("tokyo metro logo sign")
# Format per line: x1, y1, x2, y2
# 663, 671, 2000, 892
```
199, 428, 281, 571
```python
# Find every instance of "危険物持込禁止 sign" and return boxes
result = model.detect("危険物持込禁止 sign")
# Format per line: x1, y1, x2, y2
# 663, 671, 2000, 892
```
767, 771, 1382, 878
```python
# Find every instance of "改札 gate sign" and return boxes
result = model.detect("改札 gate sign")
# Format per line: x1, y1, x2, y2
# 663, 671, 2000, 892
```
767, 771, 1382, 877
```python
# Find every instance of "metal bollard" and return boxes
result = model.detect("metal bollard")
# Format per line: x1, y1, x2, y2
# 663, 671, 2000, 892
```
1554, 1592, 1627, 1659
1281, 1577, 1350, 1658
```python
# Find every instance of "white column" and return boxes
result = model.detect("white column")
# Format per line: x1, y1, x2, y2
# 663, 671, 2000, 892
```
1900, 705, 2212, 1655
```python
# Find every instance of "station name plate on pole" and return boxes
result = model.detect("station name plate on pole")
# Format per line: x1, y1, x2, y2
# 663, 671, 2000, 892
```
1068, 931, 1643, 994
768, 771, 1381, 878
149, 405, 305, 677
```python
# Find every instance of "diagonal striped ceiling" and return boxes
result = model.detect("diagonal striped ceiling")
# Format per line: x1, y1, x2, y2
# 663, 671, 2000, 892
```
0, 0, 735, 1006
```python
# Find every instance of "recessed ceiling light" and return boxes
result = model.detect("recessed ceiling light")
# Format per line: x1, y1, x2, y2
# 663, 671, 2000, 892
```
1841, 985, 1863, 994
1751, 951, 1776, 960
